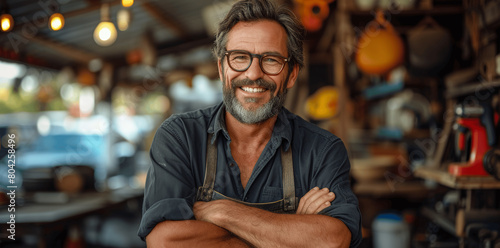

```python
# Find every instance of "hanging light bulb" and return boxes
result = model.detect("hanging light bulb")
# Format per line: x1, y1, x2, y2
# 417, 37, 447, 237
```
117, 8, 132, 31
1, 13, 14, 32
94, 22, 117, 45
93, 4, 117, 46
49, 13, 65, 31
122, 0, 134, 7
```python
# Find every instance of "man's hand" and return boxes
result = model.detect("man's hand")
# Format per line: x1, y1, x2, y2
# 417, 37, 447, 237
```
194, 200, 235, 224
193, 187, 335, 221
193, 189, 348, 248
296, 187, 335, 214
193, 200, 214, 222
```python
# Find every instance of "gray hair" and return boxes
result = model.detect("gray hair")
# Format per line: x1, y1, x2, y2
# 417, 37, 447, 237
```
213, 0, 305, 71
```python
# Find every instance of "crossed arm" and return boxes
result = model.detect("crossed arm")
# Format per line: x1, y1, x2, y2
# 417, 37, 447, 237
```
146, 187, 352, 248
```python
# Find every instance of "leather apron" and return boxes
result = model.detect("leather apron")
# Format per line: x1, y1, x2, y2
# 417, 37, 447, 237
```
196, 134, 298, 213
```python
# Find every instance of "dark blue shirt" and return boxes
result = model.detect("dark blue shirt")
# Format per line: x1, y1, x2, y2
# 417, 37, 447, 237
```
138, 102, 362, 247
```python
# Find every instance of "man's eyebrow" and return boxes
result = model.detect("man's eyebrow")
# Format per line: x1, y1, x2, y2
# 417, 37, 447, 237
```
262, 51, 287, 57
227, 49, 287, 57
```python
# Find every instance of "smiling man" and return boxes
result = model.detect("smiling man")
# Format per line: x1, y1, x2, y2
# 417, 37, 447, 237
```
138, 0, 361, 247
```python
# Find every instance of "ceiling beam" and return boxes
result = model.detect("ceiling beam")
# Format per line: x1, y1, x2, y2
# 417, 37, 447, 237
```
13, 0, 121, 26
65, 0, 121, 19
157, 35, 213, 55
141, 1, 188, 39
28, 35, 100, 64
7, 0, 121, 65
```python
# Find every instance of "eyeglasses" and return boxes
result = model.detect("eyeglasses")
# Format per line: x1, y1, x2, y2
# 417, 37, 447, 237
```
225, 50, 290, 75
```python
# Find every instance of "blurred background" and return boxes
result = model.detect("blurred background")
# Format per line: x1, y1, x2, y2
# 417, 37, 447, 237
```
0, 0, 500, 247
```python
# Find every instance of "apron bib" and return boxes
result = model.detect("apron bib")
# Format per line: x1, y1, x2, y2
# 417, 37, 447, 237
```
196, 134, 298, 213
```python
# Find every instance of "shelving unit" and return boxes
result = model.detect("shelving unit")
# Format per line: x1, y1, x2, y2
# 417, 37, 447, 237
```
414, 167, 500, 189
445, 79, 500, 99
346, 6, 464, 17
415, 167, 500, 246
330, 0, 500, 247
353, 180, 435, 198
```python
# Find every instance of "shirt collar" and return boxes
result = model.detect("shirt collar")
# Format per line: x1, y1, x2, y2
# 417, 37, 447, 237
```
207, 102, 292, 151
207, 102, 229, 144
273, 107, 292, 151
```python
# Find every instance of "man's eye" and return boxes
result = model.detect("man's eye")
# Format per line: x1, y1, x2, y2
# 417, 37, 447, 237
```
231, 54, 250, 61
263, 56, 281, 64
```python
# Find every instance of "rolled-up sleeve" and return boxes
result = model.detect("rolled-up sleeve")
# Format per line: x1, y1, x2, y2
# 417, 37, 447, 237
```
315, 139, 362, 248
137, 118, 198, 240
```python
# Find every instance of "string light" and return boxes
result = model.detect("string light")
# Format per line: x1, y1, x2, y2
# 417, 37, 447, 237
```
49, 13, 65, 31
122, 0, 134, 7
0, 13, 13, 32
117, 8, 131, 31
93, 4, 117, 46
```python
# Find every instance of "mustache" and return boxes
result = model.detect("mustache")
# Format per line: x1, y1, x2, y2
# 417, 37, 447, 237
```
231, 78, 277, 92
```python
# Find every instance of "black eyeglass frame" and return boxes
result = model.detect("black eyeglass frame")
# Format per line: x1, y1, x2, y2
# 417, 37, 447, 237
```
224, 50, 290, 75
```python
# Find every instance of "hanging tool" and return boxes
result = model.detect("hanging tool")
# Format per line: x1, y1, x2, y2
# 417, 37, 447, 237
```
294, 0, 335, 32
448, 96, 498, 177
483, 96, 500, 180
483, 149, 500, 180
305, 86, 340, 120
355, 11, 405, 76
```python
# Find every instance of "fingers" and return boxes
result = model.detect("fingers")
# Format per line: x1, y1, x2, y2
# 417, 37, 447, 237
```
296, 187, 335, 214
311, 191, 335, 214
302, 187, 331, 212
296, 186, 320, 214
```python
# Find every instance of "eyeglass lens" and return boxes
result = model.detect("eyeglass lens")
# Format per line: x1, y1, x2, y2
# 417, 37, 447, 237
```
227, 51, 285, 75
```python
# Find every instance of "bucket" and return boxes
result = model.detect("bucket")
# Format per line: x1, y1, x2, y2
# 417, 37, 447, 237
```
372, 213, 410, 248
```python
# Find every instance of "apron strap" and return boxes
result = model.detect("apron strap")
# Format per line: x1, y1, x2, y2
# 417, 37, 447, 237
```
198, 133, 297, 213
197, 133, 217, 201
281, 146, 296, 212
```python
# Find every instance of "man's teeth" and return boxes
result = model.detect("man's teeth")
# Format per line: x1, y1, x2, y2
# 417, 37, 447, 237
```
241, 87, 265, 93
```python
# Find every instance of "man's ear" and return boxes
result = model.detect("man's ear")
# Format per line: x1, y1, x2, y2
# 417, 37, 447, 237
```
217, 59, 223, 80
286, 64, 299, 89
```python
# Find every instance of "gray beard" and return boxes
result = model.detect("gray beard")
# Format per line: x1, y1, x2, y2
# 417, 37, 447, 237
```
222, 78, 287, 124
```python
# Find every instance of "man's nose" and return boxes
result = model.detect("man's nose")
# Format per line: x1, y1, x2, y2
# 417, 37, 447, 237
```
244, 57, 265, 80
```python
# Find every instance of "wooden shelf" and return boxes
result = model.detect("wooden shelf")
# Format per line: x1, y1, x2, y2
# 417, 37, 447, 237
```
346, 6, 464, 17
445, 79, 500, 99
414, 167, 500, 189
354, 180, 433, 198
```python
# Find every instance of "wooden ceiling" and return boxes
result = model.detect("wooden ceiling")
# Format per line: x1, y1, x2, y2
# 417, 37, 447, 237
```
0, 0, 226, 69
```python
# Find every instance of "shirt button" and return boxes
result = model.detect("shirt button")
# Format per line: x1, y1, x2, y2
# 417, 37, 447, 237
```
229, 163, 234, 167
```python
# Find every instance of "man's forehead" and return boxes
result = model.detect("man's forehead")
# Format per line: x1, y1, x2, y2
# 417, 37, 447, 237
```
228, 20, 285, 33
226, 20, 287, 52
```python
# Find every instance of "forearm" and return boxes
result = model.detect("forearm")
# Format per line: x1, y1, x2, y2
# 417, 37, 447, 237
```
213, 203, 351, 248
146, 220, 251, 248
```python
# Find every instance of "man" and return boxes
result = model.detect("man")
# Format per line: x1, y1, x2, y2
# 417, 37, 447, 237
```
138, 0, 362, 247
